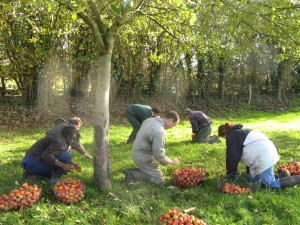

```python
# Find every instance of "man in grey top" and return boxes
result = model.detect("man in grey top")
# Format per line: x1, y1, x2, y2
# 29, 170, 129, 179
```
124, 110, 180, 185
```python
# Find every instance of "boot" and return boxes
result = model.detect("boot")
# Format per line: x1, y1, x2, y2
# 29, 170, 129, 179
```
124, 169, 151, 185
124, 169, 136, 185
205, 135, 221, 144
275, 170, 290, 179
279, 175, 300, 188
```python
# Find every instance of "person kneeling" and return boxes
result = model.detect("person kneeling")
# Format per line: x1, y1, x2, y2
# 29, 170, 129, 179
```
22, 126, 81, 184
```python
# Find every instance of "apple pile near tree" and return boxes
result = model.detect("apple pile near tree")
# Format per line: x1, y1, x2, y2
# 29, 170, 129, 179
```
172, 167, 206, 187
0, 182, 42, 211
277, 161, 300, 176
53, 178, 84, 204
158, 208, 206, 225
221, 182, 251, 194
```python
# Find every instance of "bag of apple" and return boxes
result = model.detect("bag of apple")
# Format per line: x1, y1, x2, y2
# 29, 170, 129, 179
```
157, 207, 207, 225
0, 182, 42, 211
217, 174, 261, 194
277, 161, 300, 175
52, 178, 85, 204
172, 167, 206, 188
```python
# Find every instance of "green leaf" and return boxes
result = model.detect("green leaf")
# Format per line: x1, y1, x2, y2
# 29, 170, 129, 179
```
109, 4, 122, 17
46, 0, 52, 12
123, 0, 134, 9
189, 13, 197, 25
72, 13, 77, 21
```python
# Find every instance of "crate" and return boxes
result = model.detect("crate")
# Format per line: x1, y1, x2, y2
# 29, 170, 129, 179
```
52, 178, 85, 204
217, 173, 261, 194
0, 181, 42, 212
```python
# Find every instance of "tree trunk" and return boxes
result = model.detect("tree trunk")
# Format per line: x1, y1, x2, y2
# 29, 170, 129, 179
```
93, 53, 112, 191
37, 73, 49, 114
0, 76, 6, 97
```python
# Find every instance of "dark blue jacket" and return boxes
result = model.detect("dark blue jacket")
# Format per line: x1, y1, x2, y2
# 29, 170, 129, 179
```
226, 124, 251, 175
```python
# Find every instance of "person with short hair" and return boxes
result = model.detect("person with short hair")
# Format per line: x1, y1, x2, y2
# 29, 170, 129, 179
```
185, 108, 220, 144
48, 117, 92, 158
218, 122, 300, 188
125, 104, 161, 144
124, 110, 180, 185
22, 126, 81, 184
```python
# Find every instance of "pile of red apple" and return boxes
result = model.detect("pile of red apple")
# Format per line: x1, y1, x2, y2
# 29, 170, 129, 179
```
53, 178, 84, 204
277, 161, 300, 176
221, 182, 251, 194
173, 167, 206, 187
158, 208, 206, 225
0, 182, 42, 211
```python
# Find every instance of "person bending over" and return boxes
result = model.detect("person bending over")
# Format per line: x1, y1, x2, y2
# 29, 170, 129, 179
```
218, 122, 300, 189
125, 104, 160, 144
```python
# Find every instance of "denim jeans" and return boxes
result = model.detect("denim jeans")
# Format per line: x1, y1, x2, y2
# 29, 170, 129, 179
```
249, 166, 281, 189
22, 151, 72, 177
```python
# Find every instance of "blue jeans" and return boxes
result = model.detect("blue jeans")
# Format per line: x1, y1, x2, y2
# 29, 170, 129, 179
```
249, 166, 281, 189
22, 151, 72, 177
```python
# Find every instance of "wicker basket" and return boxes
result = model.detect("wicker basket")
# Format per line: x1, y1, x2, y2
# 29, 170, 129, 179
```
0, 181, 42, 212
217, 173, 261, 194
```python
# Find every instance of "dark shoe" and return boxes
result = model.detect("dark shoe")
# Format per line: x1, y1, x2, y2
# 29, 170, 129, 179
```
280, 175, 300, 188
206, 135, 221, 144
23, 171, 51, 182
124, 170, 135, 186
275, 170, 291, 179
126, 140, 134, 144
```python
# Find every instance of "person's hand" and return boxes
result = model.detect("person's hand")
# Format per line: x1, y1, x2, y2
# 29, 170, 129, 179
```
69, 163, 81, 172
84, 152, 93, 159
191, 133, 196, 141
171, 157, 179, 165
62, 163, 72, 172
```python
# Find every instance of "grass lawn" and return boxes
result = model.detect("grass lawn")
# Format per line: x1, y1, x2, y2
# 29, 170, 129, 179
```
1, 108, 300, 224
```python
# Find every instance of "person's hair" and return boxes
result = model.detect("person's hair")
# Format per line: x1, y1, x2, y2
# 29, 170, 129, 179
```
164, 110, 180, 123
62, 126, 77, 139
185, 108, 192, 115
218, 123, 234, 137
68, 117, 83, 126
152, 107, 161, 114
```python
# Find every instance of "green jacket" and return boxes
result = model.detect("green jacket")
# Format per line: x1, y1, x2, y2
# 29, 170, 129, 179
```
125, 104, 152, 123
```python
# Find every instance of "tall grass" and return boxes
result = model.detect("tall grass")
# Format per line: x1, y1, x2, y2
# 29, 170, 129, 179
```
1, 108, 300, 224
